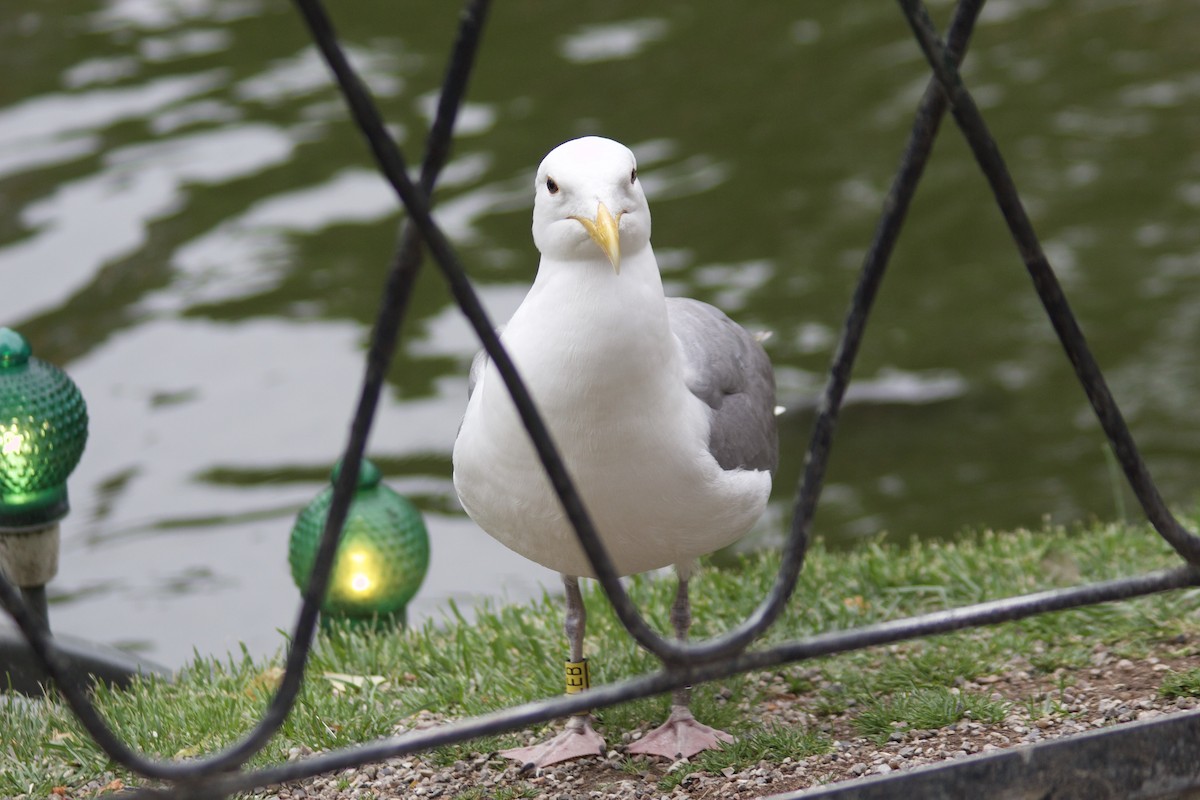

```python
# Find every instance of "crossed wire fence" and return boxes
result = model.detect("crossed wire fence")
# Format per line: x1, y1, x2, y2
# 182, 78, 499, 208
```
2, 0, 1198, 796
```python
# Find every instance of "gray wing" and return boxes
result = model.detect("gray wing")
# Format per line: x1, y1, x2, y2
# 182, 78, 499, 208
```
666, 297, 779, 474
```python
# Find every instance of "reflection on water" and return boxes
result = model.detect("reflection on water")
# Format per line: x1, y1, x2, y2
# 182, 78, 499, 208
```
558, 18, 670, 65
2, 0, 1200, 663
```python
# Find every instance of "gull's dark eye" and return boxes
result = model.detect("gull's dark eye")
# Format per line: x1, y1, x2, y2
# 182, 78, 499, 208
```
630, 168, 637, 184
546, 177, 559, 194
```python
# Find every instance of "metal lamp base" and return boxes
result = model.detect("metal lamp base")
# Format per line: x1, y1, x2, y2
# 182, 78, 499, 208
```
0, 622, 172, 697
0, 523, 60, 588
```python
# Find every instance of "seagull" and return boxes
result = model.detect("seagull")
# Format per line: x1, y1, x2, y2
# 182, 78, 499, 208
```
452, 136, 778, 768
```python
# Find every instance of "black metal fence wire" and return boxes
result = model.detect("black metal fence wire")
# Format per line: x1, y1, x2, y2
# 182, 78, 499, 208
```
1, 0, 1198, 796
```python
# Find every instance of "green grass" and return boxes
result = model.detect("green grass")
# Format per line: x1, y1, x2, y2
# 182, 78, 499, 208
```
1159, 668, 1200, 700
451, 787, 536, 800
1021, 695, 1071, 721
4, 520, 1200, 798
852, 688, 1010, 744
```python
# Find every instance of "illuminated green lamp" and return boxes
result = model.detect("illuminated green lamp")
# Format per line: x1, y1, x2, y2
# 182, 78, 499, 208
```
0, 328, 173, 692
0, 328, 88, 529
288, 458, 429, 628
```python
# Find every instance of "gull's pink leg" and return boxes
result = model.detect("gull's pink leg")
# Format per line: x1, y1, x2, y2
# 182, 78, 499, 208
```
500, 576, 606, 769
627, 575, 734, 760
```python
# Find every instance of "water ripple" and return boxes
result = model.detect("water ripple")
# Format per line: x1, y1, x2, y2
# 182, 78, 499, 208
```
0, 122, 295, 324
558, 17, 669, 64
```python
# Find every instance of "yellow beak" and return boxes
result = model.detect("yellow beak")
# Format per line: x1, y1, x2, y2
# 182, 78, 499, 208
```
571, 201, 622, 274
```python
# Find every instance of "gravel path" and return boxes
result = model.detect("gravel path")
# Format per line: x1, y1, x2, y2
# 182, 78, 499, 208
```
239, 644, 1199, 800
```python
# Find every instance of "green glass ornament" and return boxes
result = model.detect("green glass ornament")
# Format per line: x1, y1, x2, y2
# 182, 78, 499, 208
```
288, 458, 430, 625
0, 329, 88, 528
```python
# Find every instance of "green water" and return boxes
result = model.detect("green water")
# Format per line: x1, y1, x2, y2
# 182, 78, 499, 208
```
2, 0, 1198, 663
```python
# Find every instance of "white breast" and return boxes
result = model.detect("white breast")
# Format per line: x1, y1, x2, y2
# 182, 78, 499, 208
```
452, 250, 771, 578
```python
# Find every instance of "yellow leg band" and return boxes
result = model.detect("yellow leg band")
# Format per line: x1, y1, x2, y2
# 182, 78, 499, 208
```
566, 659, 590, 716
565, 659, 590, 695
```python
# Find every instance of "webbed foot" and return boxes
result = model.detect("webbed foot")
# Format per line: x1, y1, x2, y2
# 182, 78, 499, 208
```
626, 705, 733, 760
500, 715, 606, 770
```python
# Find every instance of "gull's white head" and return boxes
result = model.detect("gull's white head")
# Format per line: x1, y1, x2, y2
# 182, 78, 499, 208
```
532, 136, 651, 273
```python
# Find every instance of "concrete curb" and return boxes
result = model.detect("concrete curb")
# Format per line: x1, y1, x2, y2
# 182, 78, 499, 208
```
769, 707, 1200, 800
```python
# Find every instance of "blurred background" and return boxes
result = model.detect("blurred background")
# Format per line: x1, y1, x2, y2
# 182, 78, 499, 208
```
1, 0, 1198, 665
